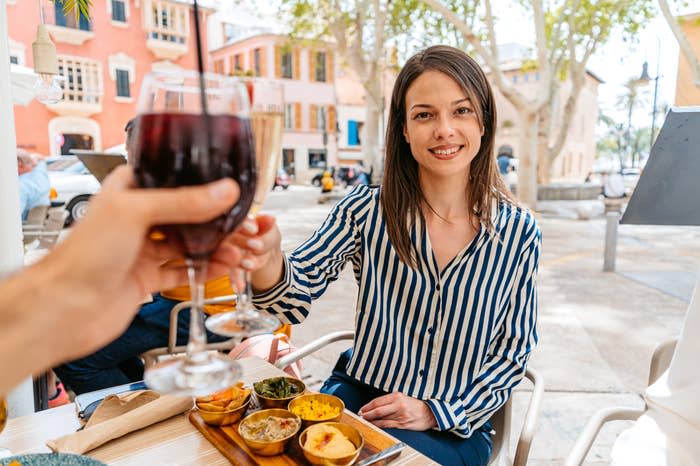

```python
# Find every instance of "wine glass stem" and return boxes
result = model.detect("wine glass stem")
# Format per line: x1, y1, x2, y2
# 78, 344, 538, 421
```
186, 258, 208, 359
242, 269, 253, 311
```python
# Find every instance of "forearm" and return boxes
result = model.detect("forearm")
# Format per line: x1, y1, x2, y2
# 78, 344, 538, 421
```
0, 262, 66, 396
250, 247, 285, 293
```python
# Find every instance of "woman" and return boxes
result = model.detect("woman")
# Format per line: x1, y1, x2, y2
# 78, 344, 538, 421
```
240, 45, 541, 465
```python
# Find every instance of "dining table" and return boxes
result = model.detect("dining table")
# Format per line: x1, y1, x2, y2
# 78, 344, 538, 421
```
1, 357, 437, 465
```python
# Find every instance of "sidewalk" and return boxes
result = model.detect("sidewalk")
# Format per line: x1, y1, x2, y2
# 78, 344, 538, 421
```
264, 189, 700, 465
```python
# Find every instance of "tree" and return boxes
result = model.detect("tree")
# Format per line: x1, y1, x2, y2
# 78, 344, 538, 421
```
421, 0, 653, 207
52, 0, 92, 21
283, 0, 420, 179
658, 0, 700, 89
617, 78, 646, 167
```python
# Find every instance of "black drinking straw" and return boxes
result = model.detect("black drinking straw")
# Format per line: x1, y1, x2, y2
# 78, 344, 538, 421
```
192, 0, 208, 118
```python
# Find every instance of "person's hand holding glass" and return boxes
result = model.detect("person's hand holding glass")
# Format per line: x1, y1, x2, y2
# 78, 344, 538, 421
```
133, 70, 256, 395
205, 80, 284, 337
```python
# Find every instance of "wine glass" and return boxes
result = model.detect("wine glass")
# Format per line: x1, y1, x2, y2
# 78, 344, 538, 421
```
206, 80, 284, 337
0, 397, 11, 458
132, 70, 255, 395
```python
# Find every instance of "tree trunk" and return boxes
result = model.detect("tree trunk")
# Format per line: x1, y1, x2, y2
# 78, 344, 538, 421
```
363, 78, 384, 181
517, 110, 540, 208
659, 0, 700, 88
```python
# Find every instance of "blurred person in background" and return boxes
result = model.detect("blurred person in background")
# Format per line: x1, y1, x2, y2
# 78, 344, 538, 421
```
17, 148, 50, 221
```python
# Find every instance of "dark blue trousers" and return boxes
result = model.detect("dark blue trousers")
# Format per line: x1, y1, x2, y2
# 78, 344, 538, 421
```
54, 294, 228, 395
320, 349, 493, 466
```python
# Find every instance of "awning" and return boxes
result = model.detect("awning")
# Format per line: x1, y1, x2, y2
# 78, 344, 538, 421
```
10, 63, 37, 106
621, 107, 700, 226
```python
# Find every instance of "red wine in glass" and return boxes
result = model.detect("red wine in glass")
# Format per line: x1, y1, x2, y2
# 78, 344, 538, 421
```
134, 112, 257, 258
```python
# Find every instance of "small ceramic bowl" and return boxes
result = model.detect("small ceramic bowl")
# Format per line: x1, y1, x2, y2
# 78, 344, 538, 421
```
196, 392, 251, 426
299, 421, 363, 466
287, 392, 344, 429
253, 376, 306, 409
238, 408, 302, 456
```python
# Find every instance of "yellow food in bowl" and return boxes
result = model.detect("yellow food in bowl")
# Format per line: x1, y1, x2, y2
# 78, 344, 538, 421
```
290, 398, 341, 421
304, 424, 356, 459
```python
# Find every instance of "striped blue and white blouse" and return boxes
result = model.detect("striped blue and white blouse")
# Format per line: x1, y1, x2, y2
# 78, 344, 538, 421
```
254, 185, 541, 438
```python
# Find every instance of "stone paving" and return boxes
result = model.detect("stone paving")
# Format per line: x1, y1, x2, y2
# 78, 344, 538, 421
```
261, 186, 700, 465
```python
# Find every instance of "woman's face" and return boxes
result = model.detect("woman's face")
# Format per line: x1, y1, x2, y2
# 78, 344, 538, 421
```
402, 70, 483, 181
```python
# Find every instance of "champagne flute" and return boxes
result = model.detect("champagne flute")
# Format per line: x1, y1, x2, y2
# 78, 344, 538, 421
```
132, 70, 256, 395
206, 80, 284, 337
0, 397, 11, 458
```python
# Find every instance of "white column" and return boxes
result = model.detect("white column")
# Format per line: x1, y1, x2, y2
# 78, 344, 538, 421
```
0, 0, 35, 417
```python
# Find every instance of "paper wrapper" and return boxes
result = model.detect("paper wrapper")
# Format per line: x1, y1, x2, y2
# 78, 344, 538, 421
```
47, 390, 192, 455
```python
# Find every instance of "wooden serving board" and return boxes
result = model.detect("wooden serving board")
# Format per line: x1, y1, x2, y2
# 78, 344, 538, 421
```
189, 410, 397, 466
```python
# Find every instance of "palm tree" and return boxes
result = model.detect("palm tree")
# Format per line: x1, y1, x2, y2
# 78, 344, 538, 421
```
616, 78, 646, 169
54, 0, 92, 21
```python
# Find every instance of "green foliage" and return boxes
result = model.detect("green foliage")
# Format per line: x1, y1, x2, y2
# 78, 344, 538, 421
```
51, 0, 92, 22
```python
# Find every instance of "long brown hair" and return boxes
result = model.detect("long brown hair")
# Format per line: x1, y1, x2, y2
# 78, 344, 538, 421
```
381, 45, 515, 268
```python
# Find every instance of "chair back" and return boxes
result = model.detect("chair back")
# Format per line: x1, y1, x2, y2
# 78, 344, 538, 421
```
648, 338, 677, 386
38, 209, 68, 248
25, 205, 49, 225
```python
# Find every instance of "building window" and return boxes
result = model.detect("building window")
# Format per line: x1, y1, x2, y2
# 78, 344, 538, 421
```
524, 73, 529, 83
57, 56, 102, 104
111, 0, 127, 22
315, 51, 326, 82
348, 120, 360, 146
150, 2, 188, 44
10, 56, 18, 65
308, 149, 327, 168
284, 103, 294, 130
512, 74, 518, 84
281, 50, 293, 79
115, 69, 130, 98
213, 59, 224, 75
223, 23, 236, 43
253, 48, 261, 77
55, 0, 91, 31
234, 54, 242, 72
535, 71, 540, 81
282, 148, 295, 176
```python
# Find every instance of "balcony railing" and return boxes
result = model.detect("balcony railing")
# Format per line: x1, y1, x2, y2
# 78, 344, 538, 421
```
144, 0, 189, 60
48, 56, 103, 117
43, 0, 95, 45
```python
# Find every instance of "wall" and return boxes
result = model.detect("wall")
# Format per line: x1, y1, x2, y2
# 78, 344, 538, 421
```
8, 0, 208, 156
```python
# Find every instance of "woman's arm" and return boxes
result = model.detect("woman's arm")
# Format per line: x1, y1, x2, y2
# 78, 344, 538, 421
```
236, 186, 370, 325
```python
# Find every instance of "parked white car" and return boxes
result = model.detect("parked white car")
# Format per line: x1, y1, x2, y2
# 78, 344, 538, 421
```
47, 156, 100, 226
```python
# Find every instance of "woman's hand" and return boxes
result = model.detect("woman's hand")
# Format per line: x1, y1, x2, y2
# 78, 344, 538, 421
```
225, 214, 285, 293
358, 392, 438, 431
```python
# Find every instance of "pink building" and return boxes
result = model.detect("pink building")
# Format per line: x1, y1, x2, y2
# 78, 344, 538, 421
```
8, 0, 212, 157
210, 33, 341, 183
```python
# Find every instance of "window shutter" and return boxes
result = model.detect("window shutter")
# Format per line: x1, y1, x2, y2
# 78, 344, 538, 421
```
274, 45, 281, 79
228, 56, 235, 75
309, 104, 317, 131
294, 102, 302, 130
259, 47, 267, 77
308, 49, 315, 82
326, 52, 334, 82
248, 49, 254, 73
293, 47, 301, 80
327, 105, 336, 133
